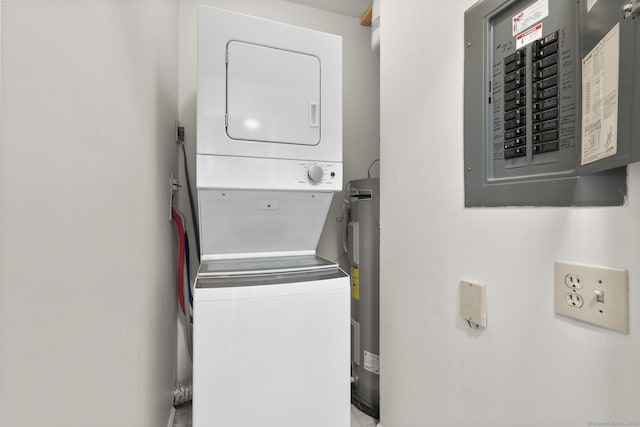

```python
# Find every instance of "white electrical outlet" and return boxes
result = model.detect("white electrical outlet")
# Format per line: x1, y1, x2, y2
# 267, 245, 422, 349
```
555, 262, 629, 334
565, 273, 582, 289
565, 292, 584, 308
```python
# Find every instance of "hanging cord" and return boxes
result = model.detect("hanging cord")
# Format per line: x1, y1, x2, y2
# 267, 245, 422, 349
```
174, 209, 193, 308
180, 141, 201, 262
183, 245, 193, 361
172, 208, 193, 359
171, 208, 186, 314
367, 158, 380, 178
175, 209, 194, 358
466, 319, 479, 329
185, 231, 194, 308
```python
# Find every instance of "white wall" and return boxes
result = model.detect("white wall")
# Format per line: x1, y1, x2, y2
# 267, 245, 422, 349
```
0, 1, 179, 425
380, 1, 640, 426
176, 0, 380, 380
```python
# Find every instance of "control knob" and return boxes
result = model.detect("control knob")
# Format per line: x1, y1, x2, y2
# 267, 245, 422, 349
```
307, 165, 324, 183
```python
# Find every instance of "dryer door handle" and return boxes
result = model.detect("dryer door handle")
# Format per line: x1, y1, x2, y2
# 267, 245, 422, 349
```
309, 103, 319, 127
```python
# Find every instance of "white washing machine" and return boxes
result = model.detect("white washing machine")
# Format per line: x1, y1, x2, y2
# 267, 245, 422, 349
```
193, 256, 349, 427
193, 6, 349, 427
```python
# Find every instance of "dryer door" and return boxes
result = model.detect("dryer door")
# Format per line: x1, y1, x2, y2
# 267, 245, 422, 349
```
226, 41, 321, 146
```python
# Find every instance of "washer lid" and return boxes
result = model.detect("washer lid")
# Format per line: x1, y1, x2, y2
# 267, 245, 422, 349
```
197, 255, 338, 277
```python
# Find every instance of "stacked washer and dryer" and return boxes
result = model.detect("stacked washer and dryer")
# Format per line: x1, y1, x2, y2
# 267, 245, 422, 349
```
192, 6, 350, 427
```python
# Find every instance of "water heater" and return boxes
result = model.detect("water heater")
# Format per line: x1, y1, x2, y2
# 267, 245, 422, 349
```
348, 178, 380, 418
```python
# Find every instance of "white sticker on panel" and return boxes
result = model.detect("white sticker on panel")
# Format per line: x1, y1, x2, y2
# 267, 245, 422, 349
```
587, 0, 598, 13
516, 23, 543, 49
581, 23, 619, 165
512, 0, 549, 36
363, 350, 380, 375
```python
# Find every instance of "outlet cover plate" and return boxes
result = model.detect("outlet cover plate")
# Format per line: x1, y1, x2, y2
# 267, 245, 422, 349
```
555, 262, 629, 334
460, 280, 487, 327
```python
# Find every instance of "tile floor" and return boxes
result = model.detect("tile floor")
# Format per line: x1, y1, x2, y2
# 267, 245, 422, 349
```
174, 403, 378, 427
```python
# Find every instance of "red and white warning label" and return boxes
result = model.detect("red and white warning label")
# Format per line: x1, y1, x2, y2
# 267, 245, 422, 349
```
516, 23, 543, 49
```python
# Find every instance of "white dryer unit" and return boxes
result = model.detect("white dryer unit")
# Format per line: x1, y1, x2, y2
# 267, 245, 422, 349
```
197, 6, 343, 188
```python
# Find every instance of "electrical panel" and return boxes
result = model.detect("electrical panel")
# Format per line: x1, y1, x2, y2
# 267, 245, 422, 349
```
464, 0, 640, 206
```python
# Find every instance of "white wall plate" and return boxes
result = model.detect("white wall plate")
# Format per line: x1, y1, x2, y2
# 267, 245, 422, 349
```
460, 280, 487, 328
555, 261, 629, 334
